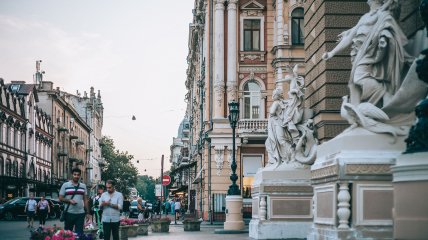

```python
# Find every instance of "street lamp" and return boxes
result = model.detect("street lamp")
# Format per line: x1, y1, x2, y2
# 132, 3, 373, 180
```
227, 101, 240, 195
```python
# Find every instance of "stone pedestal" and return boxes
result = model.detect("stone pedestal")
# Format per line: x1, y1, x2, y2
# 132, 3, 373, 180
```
249, 165, 313, 239
224, 195, 245, 230
392, 152, 428, 239
308, 128, 403, 240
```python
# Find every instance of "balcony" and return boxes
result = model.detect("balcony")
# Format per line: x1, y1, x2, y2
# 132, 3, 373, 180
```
70, 134, 78, 140
58, 124, 69, 132
98, 158, 107, 167
57, 148, 68, 157
76, 140, 84, 146
237, 119, 268, 139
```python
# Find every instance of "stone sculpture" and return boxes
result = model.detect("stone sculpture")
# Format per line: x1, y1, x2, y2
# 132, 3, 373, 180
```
323, 0, 428, 137
404, 0, 428, 154
265, 65, 317, 168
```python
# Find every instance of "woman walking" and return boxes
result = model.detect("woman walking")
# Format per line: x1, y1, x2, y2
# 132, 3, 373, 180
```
37, 196, 50, 227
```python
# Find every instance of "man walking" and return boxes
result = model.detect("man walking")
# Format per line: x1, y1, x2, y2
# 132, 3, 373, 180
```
59, 168, 91, 234
24, 194, 37, 228
100, 180, 123, 240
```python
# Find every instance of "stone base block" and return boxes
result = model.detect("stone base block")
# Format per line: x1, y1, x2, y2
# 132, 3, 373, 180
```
249, 219, 311, 239
224, 195, 245, 230
307, 225, 393, 240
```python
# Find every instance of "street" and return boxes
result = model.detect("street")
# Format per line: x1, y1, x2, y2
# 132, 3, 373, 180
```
0, 218, 251, 240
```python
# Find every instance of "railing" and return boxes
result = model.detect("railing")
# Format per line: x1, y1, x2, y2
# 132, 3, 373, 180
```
237, 119, 268, 134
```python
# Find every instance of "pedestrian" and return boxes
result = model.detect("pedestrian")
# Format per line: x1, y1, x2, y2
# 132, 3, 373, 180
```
164, 200, 170, 215
100, 180, 123, 240
37, 196, 50, 227
171, 199, 175, 215
91, 184, 105, 226
137, 198, 145, 221
24, 194, 37, 228
122, 199, 130, 217
174, 199, 181, 221
59, 168, 91, 235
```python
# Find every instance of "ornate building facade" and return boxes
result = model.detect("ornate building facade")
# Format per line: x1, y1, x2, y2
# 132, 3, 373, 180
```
171, 0, 305, 221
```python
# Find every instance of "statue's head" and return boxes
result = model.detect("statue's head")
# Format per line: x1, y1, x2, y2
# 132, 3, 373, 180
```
272, 87, 283, 100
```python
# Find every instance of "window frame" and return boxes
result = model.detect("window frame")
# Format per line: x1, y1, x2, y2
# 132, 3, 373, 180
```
291, 7, 304, 45
242, 80, 262, 119
240, 16, 265, 52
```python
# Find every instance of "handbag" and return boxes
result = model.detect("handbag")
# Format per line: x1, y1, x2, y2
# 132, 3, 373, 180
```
60, 183, 80, 222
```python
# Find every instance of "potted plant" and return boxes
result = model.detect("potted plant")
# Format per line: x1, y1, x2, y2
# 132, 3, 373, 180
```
150, 217, 171, 233
182, 215, 202, 231
136, 219, 150, 236
120, 218, 138, 239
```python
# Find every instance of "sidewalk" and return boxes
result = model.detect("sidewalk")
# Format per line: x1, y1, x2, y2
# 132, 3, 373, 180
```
132, 223, 251, 240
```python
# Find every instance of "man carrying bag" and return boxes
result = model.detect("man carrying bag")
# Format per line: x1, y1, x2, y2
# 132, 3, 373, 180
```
59, 168, 91, 234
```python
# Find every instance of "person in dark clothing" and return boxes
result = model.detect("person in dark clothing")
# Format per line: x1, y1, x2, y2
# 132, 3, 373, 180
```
122, 199, 131, 217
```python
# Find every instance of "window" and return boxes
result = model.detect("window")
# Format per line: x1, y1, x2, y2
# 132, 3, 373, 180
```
243, 19, 261, 51
243, 81, 261, 119
0, 158, 3, 175
6, 159, 11, 176
13, 161, 18, 177
0, 123, 3, 143
242, 155, 263, 198
20, 162, 25, 178
291, 8, 304, 45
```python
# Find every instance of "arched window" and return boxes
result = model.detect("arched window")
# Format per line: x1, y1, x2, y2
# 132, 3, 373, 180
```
43, 170, 47, 182
291, 8, 304, 45
29, 162, 35, 179
0, 158, 3, 175
38, 168, 42, 181
13, 160, 18, 177
20, 162, 25, 178
243, 81, 261, 119
6, 159, 11, 176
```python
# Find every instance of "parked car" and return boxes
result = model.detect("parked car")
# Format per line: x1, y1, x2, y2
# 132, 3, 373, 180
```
0, 197, 61, 221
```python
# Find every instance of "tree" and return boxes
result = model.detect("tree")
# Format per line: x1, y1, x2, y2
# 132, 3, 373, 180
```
135, 175, 156, 203
100, 136, 138, 198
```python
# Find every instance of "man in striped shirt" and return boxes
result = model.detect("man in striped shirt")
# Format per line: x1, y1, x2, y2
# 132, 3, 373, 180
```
59, 168, 91, 234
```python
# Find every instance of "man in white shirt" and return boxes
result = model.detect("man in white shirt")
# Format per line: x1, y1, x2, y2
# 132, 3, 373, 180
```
24, 194, 37, 228
99, 180, 123, 240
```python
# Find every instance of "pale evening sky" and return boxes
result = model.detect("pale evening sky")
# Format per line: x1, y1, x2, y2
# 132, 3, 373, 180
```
0, 0, 195, 177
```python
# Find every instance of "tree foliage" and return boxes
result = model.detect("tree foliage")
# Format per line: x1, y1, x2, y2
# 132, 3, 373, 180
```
100, 136, 138, 198
135, 175, 156, 203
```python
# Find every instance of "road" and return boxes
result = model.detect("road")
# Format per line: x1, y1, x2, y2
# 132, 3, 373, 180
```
0, 218, 252, 240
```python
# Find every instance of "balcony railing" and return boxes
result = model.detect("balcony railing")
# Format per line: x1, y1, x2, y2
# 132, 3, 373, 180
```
237, 119, 268, 134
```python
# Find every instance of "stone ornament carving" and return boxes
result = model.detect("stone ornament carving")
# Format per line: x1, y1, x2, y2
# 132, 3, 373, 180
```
345, 164, 391, 175
239, 66, 267, 73
311, 164, 339, 180
240, 53, 265, 62
259, 196, 267, 220
337, 182, 351, 229
214, 0, 225, 10
213, 84, 225, 107
323, 0, 428, 139
227, 82, 238, 101
265, 65, 318, 169
214, 146, 225, 176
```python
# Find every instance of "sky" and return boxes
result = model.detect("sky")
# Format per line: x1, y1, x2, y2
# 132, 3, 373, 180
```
0, 0, 195, 178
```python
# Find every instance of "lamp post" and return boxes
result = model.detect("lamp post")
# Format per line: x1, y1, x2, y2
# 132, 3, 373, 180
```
223, 100, 245, 231
227, 101, 240, 195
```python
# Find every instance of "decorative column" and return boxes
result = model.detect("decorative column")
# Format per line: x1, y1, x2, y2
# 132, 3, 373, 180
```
337, 182, 351, 229
226, 0, 238, 103
214, 0, 226, 119
276, 0, 284, 47
259, 196, 267, 220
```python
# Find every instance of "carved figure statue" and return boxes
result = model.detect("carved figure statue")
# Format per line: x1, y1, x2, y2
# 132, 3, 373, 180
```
322, 0, 428, 138
265, 66, 318, 168
323, 0, 410, 108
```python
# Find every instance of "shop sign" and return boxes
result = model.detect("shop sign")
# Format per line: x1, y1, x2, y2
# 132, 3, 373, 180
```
6, 185, 16, 190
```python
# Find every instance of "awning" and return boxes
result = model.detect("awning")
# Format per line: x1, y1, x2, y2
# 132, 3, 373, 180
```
192, 163, 204, 184
170, 161, 197, 175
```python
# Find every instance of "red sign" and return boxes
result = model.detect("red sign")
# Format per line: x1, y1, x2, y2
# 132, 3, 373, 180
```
162, 175, 171, 186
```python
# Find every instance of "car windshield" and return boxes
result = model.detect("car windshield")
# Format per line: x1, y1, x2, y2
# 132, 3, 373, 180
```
4, 198, 19, 205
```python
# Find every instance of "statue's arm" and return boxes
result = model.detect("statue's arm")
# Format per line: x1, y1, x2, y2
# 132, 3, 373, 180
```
322, 26, 357, 60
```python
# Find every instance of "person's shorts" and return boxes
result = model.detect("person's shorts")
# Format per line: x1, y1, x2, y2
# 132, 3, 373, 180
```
27, 210, 35, 218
